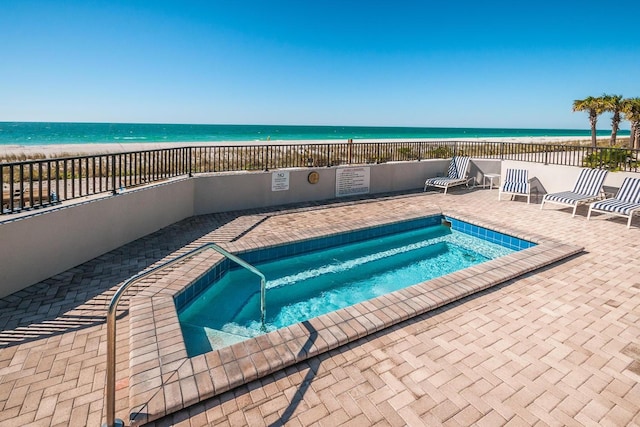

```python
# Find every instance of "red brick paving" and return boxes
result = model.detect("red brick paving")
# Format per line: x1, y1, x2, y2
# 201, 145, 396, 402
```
1, 188, 639, 426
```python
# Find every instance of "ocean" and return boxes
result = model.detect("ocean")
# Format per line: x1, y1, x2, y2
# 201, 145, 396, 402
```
0, 122, 624, 146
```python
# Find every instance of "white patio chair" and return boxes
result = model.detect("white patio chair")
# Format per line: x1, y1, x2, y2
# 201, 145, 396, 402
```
498, 168, 531, 204
423, 156, 472, 194
540, 168, 608, 217
587, 177, 640, 228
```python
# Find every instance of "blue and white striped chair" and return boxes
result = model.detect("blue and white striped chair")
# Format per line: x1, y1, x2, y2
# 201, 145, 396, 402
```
540, 168, 608, 217
587, 177, 640, 228
498, 169, 531, 204
424, 156, 472, 194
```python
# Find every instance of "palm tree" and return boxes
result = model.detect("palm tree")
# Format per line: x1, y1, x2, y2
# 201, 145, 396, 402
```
573, 96, 604, 147
601, 94, 624, 146
622, 97, 640, 149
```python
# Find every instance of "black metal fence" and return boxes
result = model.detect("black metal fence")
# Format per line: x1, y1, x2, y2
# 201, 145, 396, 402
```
2, 141, 639, 214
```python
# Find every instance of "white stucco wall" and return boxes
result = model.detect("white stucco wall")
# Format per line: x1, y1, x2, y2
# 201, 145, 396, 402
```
0, 179, 194, 298
193, 160, 452, 215
501, 161, 634, 195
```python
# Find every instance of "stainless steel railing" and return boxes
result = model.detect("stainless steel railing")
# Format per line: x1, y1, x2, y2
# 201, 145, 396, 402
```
103, 242, 266, 427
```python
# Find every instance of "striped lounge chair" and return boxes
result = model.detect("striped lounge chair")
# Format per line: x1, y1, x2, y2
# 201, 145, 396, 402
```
498, 168, 531, 204
423, 156, 472, 194
587, 177, 640, 228
540, 168, 608, 217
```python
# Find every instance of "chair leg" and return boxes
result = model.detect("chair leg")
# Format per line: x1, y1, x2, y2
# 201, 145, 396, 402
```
627, 215, 632, 229
572, 205, 578, 217
587, 206, 593, 221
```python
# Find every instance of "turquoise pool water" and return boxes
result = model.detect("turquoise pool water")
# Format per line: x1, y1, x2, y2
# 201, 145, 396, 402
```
178, 219, 529, 356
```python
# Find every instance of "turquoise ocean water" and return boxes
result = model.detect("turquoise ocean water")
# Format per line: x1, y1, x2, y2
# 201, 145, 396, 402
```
0, 122, 624, 146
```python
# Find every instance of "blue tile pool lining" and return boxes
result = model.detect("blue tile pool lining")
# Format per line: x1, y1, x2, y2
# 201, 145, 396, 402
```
173, 214, 536, 311
446, 216, 536, 251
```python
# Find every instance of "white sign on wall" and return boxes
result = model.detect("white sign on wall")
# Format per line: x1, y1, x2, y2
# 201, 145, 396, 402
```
335, 167, 370, 197
271, 171, 290, 191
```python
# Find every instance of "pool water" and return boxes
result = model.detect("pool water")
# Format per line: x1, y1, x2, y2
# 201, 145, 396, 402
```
179, 223, 517, 355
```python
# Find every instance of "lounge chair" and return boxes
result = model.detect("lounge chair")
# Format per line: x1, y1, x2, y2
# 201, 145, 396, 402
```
587, 177, 640, 228
540, 168, 608, 217
423, 156, 472, 194
498, 168, 531, 204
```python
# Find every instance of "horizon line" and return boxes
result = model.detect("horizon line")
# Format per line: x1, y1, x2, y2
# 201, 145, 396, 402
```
0, 121, 630, 132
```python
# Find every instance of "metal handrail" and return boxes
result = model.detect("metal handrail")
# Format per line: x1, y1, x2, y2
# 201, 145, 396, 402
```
103, 243, 266, 427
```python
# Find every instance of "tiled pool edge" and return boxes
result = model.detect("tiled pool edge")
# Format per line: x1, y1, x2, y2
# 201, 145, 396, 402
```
126, 212, 583, 426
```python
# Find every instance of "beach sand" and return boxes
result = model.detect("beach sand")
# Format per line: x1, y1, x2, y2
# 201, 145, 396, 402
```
0, 136, 606, 160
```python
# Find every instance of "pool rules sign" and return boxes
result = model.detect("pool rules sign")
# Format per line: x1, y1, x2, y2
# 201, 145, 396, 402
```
271, 171, 290, 191
336, 167, 370, 197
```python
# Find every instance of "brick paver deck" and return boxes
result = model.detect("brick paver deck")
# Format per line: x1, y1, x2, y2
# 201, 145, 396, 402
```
1, 188, 639, 426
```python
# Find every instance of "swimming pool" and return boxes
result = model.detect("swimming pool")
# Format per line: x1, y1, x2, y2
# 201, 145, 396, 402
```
177, 216, 535, 356
128, 209, 582, 425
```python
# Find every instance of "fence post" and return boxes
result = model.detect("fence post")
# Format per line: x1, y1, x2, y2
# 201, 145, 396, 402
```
188, 147, 193, 177
9, 166, 15, 212
0, 165, 4, 214
111, 154, 117, 194
19, 165, 25, 208
327, 144, 331, 167
264, 145, 269, 171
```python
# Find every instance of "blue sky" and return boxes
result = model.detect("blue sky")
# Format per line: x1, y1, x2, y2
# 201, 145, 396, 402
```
2, 0, 639, 129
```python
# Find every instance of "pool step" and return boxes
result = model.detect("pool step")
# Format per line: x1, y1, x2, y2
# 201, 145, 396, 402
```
204, 326, 248, 348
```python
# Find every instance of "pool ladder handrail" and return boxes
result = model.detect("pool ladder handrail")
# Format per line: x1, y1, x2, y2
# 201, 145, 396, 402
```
102, 242, 266, 427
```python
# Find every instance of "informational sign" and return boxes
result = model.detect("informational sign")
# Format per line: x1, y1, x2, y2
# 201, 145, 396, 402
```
271, 171, 290, 191
336, 167, 370, 197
